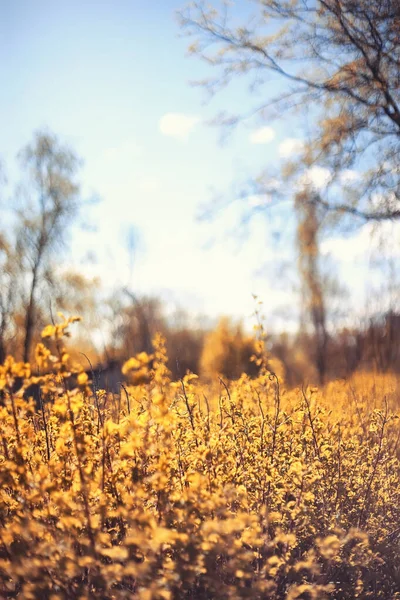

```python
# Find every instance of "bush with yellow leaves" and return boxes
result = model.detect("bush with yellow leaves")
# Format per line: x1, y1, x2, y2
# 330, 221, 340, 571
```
0, 315, 400, 598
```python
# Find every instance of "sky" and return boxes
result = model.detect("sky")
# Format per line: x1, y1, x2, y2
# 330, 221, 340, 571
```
1, 0, 398, 333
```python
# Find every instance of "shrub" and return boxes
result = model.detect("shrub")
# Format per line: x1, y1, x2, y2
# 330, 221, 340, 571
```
0, 316, 400, 598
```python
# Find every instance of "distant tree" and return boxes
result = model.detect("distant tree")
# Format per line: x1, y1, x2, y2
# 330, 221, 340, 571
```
179, 0, 400, 379
167, 325, 205, 378
0, 130, 84, 363
179, 0, 400, 221
16, 131, 83, 362
200, 317, 257, 380
106, 291, 165, 360
104, 289, 206, 379
295, 187, 328, 383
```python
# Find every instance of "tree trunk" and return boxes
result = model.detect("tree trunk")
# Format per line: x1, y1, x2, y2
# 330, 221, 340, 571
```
296, 191, 328, 385
0, 336, 6, 365
23, 265, 39, 363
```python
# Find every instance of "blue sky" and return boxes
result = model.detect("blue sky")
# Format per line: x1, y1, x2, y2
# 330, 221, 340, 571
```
0, 0, 396, 331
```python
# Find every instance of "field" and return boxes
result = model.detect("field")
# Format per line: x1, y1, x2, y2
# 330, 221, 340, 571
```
1, 317, 400, 599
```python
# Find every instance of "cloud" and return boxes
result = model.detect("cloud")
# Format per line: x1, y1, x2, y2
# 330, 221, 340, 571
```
339, 169, 360, 184
321, 221, 400, 264
247, 194, 272, 208
138, 178, 160, 194
279, 138, 304, 158
300, 165, 332, 190
249, 126, 275, 145
159, 113, 200, 141
321, 232, 366, 262
321, 223, 374, 262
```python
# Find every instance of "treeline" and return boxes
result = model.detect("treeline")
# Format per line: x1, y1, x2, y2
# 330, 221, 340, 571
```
1, 129, 400, 387
70, 304, 400, 387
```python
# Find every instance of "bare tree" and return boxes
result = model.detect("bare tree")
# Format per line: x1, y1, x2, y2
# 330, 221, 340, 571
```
179, 0, 400, 222
15, 130, 82, 362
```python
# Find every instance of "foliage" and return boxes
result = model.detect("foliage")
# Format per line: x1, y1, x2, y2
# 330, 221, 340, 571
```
178, 0, 400, 379
0, 316, 400, 598
0, 130, 89, 364
200, 317, 258, 380
179, 0, 400, 222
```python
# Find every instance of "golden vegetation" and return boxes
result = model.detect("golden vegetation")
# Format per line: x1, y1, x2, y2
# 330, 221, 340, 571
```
1, 316, 400, 598
200, 317, 258, 381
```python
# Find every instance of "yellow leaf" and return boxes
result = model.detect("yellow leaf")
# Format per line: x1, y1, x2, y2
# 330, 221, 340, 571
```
41, 325, 56, 339
77, 372, 89, 386
100, 546, 128, 561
